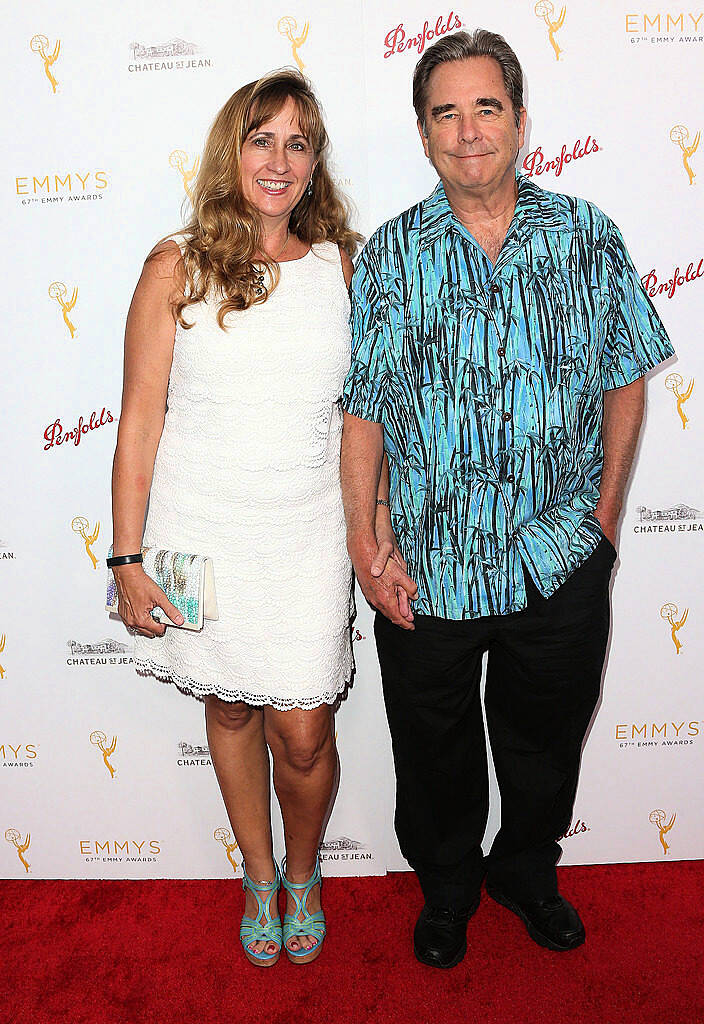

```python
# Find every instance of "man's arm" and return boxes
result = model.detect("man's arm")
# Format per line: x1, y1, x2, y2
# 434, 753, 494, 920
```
341, 412, 418, 628
594, 377, 645, 544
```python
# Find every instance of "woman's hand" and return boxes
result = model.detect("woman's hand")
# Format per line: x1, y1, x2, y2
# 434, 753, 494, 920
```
113, 564, 184, 637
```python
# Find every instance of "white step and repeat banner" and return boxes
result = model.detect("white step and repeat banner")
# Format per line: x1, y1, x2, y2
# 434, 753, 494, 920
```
2, 1, 702, 878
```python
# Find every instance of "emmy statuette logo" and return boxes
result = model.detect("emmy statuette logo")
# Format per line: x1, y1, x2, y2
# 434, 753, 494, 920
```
49, 281, 78, 338
660, 602, 689, 654
534, 1, 566, 61
72, 516, 100, 569
90, 730, 117, 778
213, 827, 239, 873
278, 16, 309, 72
649, 809, 676, 855
664, 372, 694, 430
30, 34, 60, 93
169, 150, 200, 201
5, 828, 31, 872
670, 125, 699, 185
0, 634, 5, 679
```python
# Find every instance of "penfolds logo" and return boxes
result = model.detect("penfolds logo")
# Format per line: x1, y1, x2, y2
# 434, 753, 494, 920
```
384, 11, 462, 58
522, 135, 599, 178
557, 818, 591, 841
641, 258, 703, 300
44, 407, 114, 451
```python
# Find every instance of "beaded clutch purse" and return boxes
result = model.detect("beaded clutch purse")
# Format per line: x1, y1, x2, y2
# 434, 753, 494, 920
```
106, 546, 218, 632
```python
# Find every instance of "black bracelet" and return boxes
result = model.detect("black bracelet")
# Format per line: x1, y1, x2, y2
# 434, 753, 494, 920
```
376, 499, 390, 509
107, 553, 143, 568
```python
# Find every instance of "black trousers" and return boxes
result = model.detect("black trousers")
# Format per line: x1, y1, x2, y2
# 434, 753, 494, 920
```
375, 539, 616, 909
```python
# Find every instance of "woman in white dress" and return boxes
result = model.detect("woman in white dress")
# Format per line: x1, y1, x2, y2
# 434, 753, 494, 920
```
110, 70, 401, 967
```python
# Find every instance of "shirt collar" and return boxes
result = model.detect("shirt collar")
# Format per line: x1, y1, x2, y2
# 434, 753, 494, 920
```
419, 173, 570, 253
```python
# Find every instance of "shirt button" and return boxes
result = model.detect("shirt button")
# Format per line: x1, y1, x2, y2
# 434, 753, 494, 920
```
502, 411, 512, 422
497, 346, 506, 356
490, 284, 501, 294
505, 474, 515, 483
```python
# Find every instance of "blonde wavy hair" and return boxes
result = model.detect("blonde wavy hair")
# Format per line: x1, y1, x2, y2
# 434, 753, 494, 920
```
172, 69, 362, 328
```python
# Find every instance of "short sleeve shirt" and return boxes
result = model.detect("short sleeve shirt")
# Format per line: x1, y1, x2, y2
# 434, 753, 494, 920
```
342, 175, 674, 619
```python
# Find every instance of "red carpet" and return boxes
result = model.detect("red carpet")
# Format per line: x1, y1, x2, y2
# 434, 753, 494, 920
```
3, 862, 702, 1024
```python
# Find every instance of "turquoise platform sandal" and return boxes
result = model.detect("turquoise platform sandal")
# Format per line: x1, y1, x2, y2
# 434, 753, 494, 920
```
281, 860, 326, 964
240, 862, 282, 968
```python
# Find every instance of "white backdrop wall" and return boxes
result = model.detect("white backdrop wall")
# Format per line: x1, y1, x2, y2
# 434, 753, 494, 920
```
2, 1, 702, 879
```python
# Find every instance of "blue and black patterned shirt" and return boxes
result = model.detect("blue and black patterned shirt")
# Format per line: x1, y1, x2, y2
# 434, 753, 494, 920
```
342, 175, 674, 619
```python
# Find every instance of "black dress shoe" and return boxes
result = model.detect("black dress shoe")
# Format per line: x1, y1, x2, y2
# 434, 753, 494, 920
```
486, 886, 585, 951
413, 898, 479, 969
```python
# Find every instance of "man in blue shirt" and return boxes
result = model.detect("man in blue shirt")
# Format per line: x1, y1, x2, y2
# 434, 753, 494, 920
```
341, 29, 673, 968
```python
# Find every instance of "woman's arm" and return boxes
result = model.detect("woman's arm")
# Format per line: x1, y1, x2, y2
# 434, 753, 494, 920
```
110, 241, 186, 635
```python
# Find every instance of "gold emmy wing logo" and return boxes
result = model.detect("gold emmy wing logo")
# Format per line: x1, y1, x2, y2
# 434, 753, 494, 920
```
72, 516, 100, 569
30, 34, 61, 93
5, 828, 30, 872
90, 730, 117, 778
213, 827, 239, 873
278, 16, 309, 72
169, 150, 200, 201
670, 125, 699, 186
665, 372, 695, 430
0, 633, 5, 679
49, 281, 78, 338
660, 602, 689, 654
649, 809, 676, 855
534, 1, 566, 61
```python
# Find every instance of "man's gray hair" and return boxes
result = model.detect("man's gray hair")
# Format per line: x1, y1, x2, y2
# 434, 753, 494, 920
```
413, 29, 524, 134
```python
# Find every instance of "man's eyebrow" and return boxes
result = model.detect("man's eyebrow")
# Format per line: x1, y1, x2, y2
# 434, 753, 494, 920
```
475, 97, 503, 111
430, 103, 457, 117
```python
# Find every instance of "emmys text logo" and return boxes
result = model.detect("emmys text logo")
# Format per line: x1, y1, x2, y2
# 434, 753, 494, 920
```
384, 11, 462, 58
214, 827, 239, 873
616, 720, 701, 747
664, 372, 695, 430
670, 125, 699, 185
649, 809, 676, 855
16, 171, 109, 206
320, 836, 372, 862
278, 17, 309, 72
178, 741, 212, 767
626, 11, 704, 45
91, 730, 117, 778
1, 743, 38, 768
660, 602, 689, 654
67, 639, 133, 667
80, 839, 161, 863
49, 281, 78, 338
44, 407, 115, 452
169, 150, 200, 201
30, 34, 60, 93
128, 37, 211, 73
522, 136, 599, 178
642, 258, 703, 301
72, 517, 100, 570
535, 1, 566, 61
557, 818, 590, 840
5, 828, 31, 872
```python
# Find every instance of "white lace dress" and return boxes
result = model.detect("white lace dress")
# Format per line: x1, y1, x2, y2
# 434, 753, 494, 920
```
134, 241, 354, 709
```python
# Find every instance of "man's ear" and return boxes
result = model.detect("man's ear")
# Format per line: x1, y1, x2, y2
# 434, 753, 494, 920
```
417, 118, 431, 159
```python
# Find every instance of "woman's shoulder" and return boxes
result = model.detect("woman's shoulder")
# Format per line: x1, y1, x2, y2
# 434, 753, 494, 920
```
142, 236, 187, 291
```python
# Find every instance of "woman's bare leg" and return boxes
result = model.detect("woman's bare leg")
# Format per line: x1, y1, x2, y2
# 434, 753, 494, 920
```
264, 704, 338, 953
205, 697, 277, 956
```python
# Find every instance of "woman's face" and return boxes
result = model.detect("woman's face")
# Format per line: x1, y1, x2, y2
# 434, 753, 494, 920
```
240, 96, 317, 234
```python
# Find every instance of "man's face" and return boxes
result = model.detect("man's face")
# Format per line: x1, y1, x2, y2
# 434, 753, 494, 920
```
418, 56, 526, 200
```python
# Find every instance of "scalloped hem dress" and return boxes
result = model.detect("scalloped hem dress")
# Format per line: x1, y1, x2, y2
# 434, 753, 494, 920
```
134, 242, 355, 710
